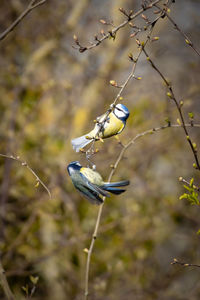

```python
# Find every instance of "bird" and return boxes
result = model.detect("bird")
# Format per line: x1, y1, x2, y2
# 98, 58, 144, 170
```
67, 161, 130, 205
71, 103, 130, 152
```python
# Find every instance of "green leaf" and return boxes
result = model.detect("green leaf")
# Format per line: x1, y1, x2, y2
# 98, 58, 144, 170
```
188, 112, 194, 119
30, 275, 39, 285
189, 178, 194, 187
22, 284, 29, 296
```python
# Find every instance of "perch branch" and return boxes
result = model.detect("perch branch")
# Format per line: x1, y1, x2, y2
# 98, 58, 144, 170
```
84, 122, 200, 298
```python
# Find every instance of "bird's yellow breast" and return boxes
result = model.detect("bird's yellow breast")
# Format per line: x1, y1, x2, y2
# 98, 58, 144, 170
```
80, 167, 103, 185
87, 112, 124, 139
103, 113, 124, 137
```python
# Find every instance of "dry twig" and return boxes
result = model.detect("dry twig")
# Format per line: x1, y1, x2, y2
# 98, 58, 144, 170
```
0, 261, 15, 300
171, 258, 200, 268
84, 122, 200, 299
0, 0, 47, 41
154, 4, 200, 57
73, 0, 164, 53
0, 154, 51, 198
141, 46, 200, 170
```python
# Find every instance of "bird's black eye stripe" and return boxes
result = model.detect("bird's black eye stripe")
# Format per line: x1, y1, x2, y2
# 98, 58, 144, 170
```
116, 107, 123, 112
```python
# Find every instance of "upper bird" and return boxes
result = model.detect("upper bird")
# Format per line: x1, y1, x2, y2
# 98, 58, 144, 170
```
67, 161, 130, 205
71, 103, 130, 152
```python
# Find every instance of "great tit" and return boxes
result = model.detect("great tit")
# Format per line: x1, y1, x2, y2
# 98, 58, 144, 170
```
71, 103, 129, 152
67, 161, 130, 205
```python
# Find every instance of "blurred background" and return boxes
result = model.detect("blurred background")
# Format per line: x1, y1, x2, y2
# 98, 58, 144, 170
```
0, 0, 200, 299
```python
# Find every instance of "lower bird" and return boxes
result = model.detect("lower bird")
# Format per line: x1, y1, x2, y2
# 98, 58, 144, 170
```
71, 103, 129, 152
67, 161, 130, 205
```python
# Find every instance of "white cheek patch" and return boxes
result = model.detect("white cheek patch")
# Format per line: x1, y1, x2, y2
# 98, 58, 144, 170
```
114, 109, 126, 119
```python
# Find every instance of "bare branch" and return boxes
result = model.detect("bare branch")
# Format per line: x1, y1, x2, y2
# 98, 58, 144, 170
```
171, 258, 200, 268
85, 15, 161, 163
154, 4, 200, 57
0, 261, 15, 300
74, 0, 164, 53
0, 0, 47, 41
84, 122, 200, 299
0, 154, 51, 198
141, 46, 200, 170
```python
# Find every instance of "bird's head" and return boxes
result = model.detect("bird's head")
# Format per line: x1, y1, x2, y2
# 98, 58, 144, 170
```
67, 161, 82, 175
113, 104, 129, 121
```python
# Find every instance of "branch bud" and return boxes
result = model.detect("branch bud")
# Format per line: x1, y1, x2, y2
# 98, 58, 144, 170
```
193, 163, 197, 169
100, 19, 107, 25
109, 80, 117, 86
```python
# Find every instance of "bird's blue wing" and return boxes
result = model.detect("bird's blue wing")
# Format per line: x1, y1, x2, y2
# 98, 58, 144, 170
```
79, 172, 110, 197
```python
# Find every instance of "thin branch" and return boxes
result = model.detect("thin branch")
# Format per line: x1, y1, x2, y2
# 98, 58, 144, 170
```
0, 0, 47, 41
179, 177, 200, 192
84, 120, 200, 299
154, 4, 200, 57
171, 258, 200, 268
74, 0, 164, 52
84, 10, 168, 297
109, 123, 200, 178
85, 16, 161, 163
84, 45, 143, 162
141, 46, 200, 170
0, 154, 51, 198
0, 260, 15, 300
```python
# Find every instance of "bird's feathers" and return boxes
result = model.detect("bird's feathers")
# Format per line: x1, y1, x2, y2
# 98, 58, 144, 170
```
102, 187, 126, 195
71, 135, 92, 152
67, 161, 129, 205
71, 104, 129, 152
102, 180, 130, 188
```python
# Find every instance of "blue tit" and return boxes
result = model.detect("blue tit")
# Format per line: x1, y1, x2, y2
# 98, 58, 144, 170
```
67, 161, 130, 205
71, 103, 130, 152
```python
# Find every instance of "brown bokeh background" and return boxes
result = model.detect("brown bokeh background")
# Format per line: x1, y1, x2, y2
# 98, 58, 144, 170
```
0, 0, 200, 299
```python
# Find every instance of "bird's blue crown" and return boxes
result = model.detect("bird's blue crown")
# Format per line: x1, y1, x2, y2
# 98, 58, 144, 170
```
114, 103, 129, 121
67, 161, 82, 174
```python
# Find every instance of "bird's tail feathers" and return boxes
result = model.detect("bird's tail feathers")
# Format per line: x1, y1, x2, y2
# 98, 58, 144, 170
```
103, 187, 126, 195
103, 180, 130, 188
71, 135, 92, 152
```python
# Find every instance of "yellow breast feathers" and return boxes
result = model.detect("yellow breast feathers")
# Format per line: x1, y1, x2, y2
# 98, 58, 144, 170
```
80, 167, 103, 185
86, 112, 125, 140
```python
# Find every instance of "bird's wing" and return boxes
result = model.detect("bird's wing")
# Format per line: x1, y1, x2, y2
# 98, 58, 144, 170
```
80, 168, 110, 197
77, 185, 103, 205
79, 172, 109, 197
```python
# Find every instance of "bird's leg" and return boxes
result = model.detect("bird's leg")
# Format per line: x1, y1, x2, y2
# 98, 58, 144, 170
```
114, 135, 124, 147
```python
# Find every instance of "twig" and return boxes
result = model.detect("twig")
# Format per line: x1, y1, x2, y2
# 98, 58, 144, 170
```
84, 117, 200, 299
0, 0, 47, 41
85, 46, 143, 162
84, 9, 168, 296
74, 0, 164, 52
0, 260, 15, 300
84, 122, 200, 298
85, 15, 161, 163
154, 4, 200, 57
0, 154, 51, 198
179, 177, 200, 192
109, 123, 200, 178
171, 258, 200, 268
141, 46, 200, 170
